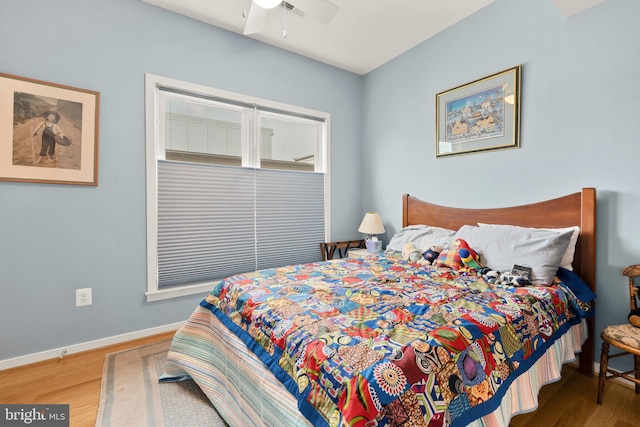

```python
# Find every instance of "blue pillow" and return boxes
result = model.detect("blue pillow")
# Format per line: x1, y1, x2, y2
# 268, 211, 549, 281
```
556, 267, 596, 318
556, 267, 596, 301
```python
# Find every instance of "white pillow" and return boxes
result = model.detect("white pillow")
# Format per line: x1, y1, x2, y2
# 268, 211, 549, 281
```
478, 223, 580, 271
454, 224, 574, 285
386, 225, 456, 252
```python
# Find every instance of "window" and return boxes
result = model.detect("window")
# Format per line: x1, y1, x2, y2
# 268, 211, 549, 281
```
145, 74, 330, 301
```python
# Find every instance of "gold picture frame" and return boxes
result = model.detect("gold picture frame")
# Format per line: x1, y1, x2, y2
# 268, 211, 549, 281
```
0, 73, 99, 185
436, 65, 521, 157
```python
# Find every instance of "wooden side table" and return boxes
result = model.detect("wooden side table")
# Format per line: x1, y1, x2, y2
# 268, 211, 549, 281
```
320, 240, 365, 261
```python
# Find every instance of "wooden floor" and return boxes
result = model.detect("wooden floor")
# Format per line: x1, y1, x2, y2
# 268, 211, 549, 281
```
0, 331, 175, 427
510, 364, 640, 427
1, 333, 639, 427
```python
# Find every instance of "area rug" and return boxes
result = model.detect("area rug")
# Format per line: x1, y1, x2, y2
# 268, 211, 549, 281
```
96, 340, 227, 427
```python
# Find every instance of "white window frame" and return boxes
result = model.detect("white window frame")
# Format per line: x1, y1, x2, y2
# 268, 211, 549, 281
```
144, 74, 331, 301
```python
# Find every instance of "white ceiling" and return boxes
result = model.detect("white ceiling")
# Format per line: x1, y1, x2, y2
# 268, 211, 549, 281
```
141, 0, 606, 75
142, 0, 495, 75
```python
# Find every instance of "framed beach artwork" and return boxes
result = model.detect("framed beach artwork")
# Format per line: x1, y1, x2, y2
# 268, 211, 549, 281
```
0, 73, 99, 185
436, 65, 521, 157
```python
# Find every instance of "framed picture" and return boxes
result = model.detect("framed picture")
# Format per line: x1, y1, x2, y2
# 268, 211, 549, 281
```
436, 65, 521, 157
0, 73, 99, 185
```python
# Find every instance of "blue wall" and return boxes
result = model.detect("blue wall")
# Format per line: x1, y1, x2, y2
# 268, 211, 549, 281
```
364, 0, 640, 370
0, 0, 363, 360
1, 0, 638, 373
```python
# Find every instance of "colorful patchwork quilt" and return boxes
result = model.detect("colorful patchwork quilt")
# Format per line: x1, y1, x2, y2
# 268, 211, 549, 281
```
200, 252, 590, 427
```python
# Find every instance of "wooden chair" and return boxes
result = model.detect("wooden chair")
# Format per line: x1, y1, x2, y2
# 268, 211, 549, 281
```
320, 240, 365, 261
597, 264, 640, 404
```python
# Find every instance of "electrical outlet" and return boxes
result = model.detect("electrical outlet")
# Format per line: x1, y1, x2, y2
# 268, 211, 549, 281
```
76, 288, 92, 307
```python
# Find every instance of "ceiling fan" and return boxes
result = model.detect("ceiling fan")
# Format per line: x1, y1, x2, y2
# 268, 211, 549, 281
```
243, 0, 339, 35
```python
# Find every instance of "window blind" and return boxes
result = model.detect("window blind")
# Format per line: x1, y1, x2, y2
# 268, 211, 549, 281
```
255, 168, 326, 269
157, 160, 325, 288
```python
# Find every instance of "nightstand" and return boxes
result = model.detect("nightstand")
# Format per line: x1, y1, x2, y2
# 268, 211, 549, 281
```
320, 240, 365, 260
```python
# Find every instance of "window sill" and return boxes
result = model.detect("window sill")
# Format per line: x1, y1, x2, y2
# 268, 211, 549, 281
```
145, 281, 216, 302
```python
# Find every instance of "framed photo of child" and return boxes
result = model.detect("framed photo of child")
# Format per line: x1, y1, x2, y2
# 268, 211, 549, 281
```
0, 72, 99, 185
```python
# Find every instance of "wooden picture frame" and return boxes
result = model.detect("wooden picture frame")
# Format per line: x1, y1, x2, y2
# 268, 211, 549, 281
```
436, 65, 521, 157
0, 73, 99, 185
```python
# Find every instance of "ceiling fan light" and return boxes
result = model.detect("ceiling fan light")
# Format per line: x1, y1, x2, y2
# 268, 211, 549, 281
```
254, 0, 282, 9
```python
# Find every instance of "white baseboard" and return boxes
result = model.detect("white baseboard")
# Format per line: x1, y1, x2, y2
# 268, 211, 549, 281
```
0, 321, 185, 371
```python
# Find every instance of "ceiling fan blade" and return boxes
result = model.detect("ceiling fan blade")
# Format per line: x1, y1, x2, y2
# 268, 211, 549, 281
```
287, 0, 338, 25
243, 2, 268, 35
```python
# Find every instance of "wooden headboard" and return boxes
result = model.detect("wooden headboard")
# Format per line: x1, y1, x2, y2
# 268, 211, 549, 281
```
402, 188, 597, 376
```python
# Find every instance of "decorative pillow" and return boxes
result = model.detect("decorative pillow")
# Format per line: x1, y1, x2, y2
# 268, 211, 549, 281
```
436, 247, 463, 270
478, 223, 580, 271
386, 225, 456, 252
454, 225, 574, 285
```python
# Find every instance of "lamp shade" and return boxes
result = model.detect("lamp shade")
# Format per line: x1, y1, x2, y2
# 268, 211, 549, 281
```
358, 212, 385, 235
254, 0, 282, 9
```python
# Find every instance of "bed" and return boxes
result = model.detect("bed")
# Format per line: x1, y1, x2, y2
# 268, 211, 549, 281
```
162, 188, 597, 427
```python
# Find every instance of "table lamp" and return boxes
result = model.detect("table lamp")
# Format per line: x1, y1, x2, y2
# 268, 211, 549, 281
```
358, 212, 385, 252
